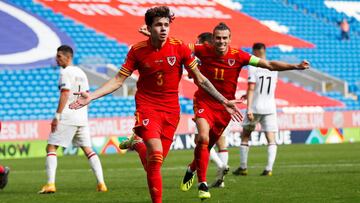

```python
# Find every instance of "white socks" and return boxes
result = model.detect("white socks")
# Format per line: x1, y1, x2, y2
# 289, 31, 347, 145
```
87, 152, 105, 184
210, 148, 223, 168
45, 151, 105, 184
239, 144, 249, 169
265, 144, 277, 171
46, 152, 57, 184
210, 147, 229, 169
239, 143, 277, 171
218, 149, 229, 167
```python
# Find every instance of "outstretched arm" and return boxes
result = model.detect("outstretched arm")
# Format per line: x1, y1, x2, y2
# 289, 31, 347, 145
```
69, 73, 127, 109
256, 57, 310, 71
90, 73, 126, 100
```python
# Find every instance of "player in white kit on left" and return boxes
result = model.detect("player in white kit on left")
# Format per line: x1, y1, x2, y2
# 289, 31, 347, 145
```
38, 45, 107, 194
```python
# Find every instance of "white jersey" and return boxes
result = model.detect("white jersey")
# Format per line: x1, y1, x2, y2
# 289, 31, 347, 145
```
247, 65, 278, 114
58, 65, 89, 126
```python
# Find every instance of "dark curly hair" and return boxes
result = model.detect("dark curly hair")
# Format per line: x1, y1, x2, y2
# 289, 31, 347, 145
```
145, 6, 175, 26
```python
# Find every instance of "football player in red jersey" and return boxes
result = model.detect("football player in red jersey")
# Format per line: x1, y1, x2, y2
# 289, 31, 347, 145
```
70, 6, 242, 203
0, 165, 9, 190
195, 32, 233, 189
0, 123, 10, 190
180, 23, 310, 200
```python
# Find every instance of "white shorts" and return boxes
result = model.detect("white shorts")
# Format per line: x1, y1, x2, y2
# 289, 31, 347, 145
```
242, 113, 278, 132
221, 120, 235, 137
48, 123, 92, 148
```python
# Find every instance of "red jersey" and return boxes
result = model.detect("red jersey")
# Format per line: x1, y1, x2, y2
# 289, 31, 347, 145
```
119, 38, 197, 113
190, 43, 251, 110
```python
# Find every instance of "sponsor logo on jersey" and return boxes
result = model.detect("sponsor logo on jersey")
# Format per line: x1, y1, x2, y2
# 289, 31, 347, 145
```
228, 59, 235, 66
142, 119, 149, 126
167, 56, 176, 66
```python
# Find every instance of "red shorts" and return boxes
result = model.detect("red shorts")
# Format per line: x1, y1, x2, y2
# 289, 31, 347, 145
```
133, 108, 180, 142
194, 100, 231, 140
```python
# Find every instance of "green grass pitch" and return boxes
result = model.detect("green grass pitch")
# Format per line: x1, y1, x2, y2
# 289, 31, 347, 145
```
1, 143, 360, 203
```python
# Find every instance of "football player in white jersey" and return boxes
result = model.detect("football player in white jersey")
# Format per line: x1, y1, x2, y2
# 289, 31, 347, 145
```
233, 43, 279, 176
39, 45, 107, 194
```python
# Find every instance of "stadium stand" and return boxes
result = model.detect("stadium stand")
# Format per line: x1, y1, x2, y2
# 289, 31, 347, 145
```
236, 0, 360, 110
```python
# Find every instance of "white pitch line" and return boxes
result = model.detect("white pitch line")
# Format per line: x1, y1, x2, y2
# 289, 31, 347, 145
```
10, 163, 360, 174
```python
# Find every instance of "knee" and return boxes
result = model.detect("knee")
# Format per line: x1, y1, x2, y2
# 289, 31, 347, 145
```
216, 139, 226, 149
81, 147, 94, 156
196, 133, 209, 144
46, 144, 57, 153
241, 133, 250, 143
266, 133, 276, 145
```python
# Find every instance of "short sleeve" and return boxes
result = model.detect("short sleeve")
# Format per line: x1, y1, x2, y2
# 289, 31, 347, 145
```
188, 43, 202, 55
247, 66, 257, 83
188, 43, 195, 52
119, 47, 137, 77
59, 71, 71, 90
181, 43, 197, 71
238, 50, 252, 66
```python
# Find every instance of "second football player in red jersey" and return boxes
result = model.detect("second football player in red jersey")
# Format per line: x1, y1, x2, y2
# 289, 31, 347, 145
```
180, 23, 310, 200
70, 7, 242, 203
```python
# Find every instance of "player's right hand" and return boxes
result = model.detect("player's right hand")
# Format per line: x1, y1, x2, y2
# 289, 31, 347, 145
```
247, 111, 254, 121
51, 118, 58, 133
224, 99, 244, 122
69, 92, 92, 110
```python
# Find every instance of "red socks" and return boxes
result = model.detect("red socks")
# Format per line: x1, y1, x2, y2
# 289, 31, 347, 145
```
147, 151, 163, 203
194, 142, 209, 183
134, 142, 148, 171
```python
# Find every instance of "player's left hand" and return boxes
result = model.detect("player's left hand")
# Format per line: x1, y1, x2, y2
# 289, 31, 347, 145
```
69, 92, 92, 110
296, 60, 310, 70
223, 100, 244, 122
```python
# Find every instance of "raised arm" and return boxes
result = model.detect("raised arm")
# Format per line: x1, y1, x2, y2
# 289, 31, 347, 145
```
69, 73, 127, 109
139, 24, 151, 37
